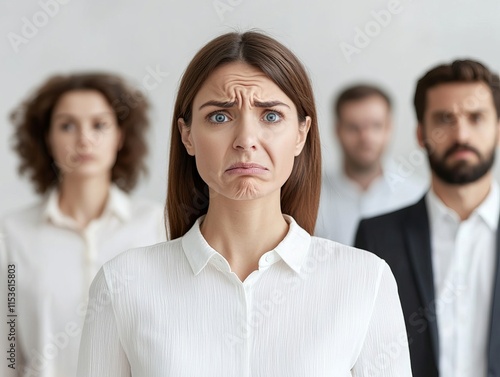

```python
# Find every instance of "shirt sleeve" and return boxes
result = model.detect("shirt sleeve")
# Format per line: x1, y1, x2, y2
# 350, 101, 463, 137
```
77, 267, 131, 377
352, 261, 413, 376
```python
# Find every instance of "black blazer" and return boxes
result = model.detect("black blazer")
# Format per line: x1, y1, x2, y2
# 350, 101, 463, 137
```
355, 196, 500, 377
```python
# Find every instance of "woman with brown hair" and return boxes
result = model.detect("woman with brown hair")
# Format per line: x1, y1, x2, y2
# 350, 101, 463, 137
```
0, 73, 165, 377
77, 32, 411, 376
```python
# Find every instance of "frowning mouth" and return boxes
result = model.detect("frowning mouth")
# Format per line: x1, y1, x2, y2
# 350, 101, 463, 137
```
445, 147, 479, 160
226, 162, 269, 175
76, 154, 95, 162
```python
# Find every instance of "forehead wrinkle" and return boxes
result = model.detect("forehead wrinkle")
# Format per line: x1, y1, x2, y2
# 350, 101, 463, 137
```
220, 81, 263, 109
198, 67, 293, 111
433, 102, 487, 113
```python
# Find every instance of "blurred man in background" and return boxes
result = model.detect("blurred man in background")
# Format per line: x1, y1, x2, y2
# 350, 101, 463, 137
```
316, 84, 425, 244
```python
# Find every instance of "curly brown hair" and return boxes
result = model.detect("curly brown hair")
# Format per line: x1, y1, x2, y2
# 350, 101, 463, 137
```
10, 72, 150, 194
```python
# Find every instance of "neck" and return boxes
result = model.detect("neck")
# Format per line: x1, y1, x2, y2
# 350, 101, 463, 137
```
58, 175, 112, 230
343, 160, 383, 191
431, 172, 493, 220
200, 191, 288, 282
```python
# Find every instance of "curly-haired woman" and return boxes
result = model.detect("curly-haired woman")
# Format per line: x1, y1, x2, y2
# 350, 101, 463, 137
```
0, 73, 165, 377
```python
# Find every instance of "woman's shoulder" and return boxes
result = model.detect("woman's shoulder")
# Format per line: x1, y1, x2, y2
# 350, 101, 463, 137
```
310, 236, 387, 271
308, 236, 393, 301
1, 200, 46, 229
102, 238, 184, 273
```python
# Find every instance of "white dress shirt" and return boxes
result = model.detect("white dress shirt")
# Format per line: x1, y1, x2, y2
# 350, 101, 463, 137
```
0, 185, 166, 377
316, 168, 426, 245
426, 182, 499, 377
77, 215, 412, 377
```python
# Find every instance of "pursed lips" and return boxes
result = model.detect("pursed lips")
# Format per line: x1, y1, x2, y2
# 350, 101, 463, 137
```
74, 154, 96, 162
225, 162, 268, 174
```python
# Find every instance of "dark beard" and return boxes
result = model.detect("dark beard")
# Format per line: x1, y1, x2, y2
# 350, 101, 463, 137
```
425, 142, 495, 184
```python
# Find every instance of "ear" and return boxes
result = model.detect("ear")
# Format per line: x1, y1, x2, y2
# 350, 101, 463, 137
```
381, 116, 393, 146
386, 115, 393, 134
178, 118, 195, 156
416, 123, 425, 148
295, 116, 311, 156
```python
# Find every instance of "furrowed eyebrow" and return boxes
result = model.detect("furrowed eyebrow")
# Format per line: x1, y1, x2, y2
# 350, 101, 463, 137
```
198, 101, 236, 110
431, 109, 488, 120
253, 101, 290, 109
431, 111, 454, 120
198, 100, 290, 110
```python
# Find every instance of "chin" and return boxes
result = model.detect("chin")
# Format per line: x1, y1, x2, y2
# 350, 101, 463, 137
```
233, 181, 260, 200
353, 160, 378, 171
65, 168, 110, 180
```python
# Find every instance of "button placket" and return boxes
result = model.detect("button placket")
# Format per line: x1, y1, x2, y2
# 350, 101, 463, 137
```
82, 223, 98, 290
242, 277, 255, 377
454, 220, 473, 376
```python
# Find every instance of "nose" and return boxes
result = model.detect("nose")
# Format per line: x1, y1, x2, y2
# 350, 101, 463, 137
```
357, 124, 375, 145
77, 125, 95, 150
453, 116, 471, 143
359, 125, 371, 140
233, 114, 258, 151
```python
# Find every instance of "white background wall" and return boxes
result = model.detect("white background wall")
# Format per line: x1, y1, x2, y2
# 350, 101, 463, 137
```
2, 0, 500, 215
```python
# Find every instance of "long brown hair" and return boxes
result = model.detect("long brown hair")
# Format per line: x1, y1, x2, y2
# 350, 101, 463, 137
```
167, 31, 321, 239
10, 72, 150, 194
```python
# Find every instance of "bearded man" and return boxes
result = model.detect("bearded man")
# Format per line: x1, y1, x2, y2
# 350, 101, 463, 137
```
355, 59, 500, 377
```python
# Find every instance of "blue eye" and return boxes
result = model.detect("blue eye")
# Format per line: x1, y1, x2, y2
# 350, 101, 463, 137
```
208, 112, 229, 123
264, 111, 281, 123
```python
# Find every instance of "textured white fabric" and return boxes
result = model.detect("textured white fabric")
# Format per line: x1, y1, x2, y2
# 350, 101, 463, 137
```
0, 185, 166, 377
316, 168, 426, 245
77, 215, 412, 377
426, 182, 499, 377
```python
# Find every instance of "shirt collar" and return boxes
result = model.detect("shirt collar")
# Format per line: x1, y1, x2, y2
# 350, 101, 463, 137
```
181, 215, 312, 276
477, 181, 500, 230
106, 185, 132, 222
426, 181, 500, 230
42, 184, 131, 229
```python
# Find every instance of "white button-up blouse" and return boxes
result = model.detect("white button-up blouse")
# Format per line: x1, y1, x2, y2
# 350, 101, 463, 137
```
77, 215, 412, 377
0, 185, 166, 377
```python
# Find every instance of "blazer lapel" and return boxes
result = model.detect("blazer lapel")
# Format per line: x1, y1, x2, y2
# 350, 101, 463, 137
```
488, 224, 500, 375
404, 196, 440, 365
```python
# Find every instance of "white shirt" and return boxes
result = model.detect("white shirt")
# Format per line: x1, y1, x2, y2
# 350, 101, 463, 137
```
77, 215, 412, 377
0, 185, 166, 377
316, 168, 426, 245
426, 182, 499, 377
